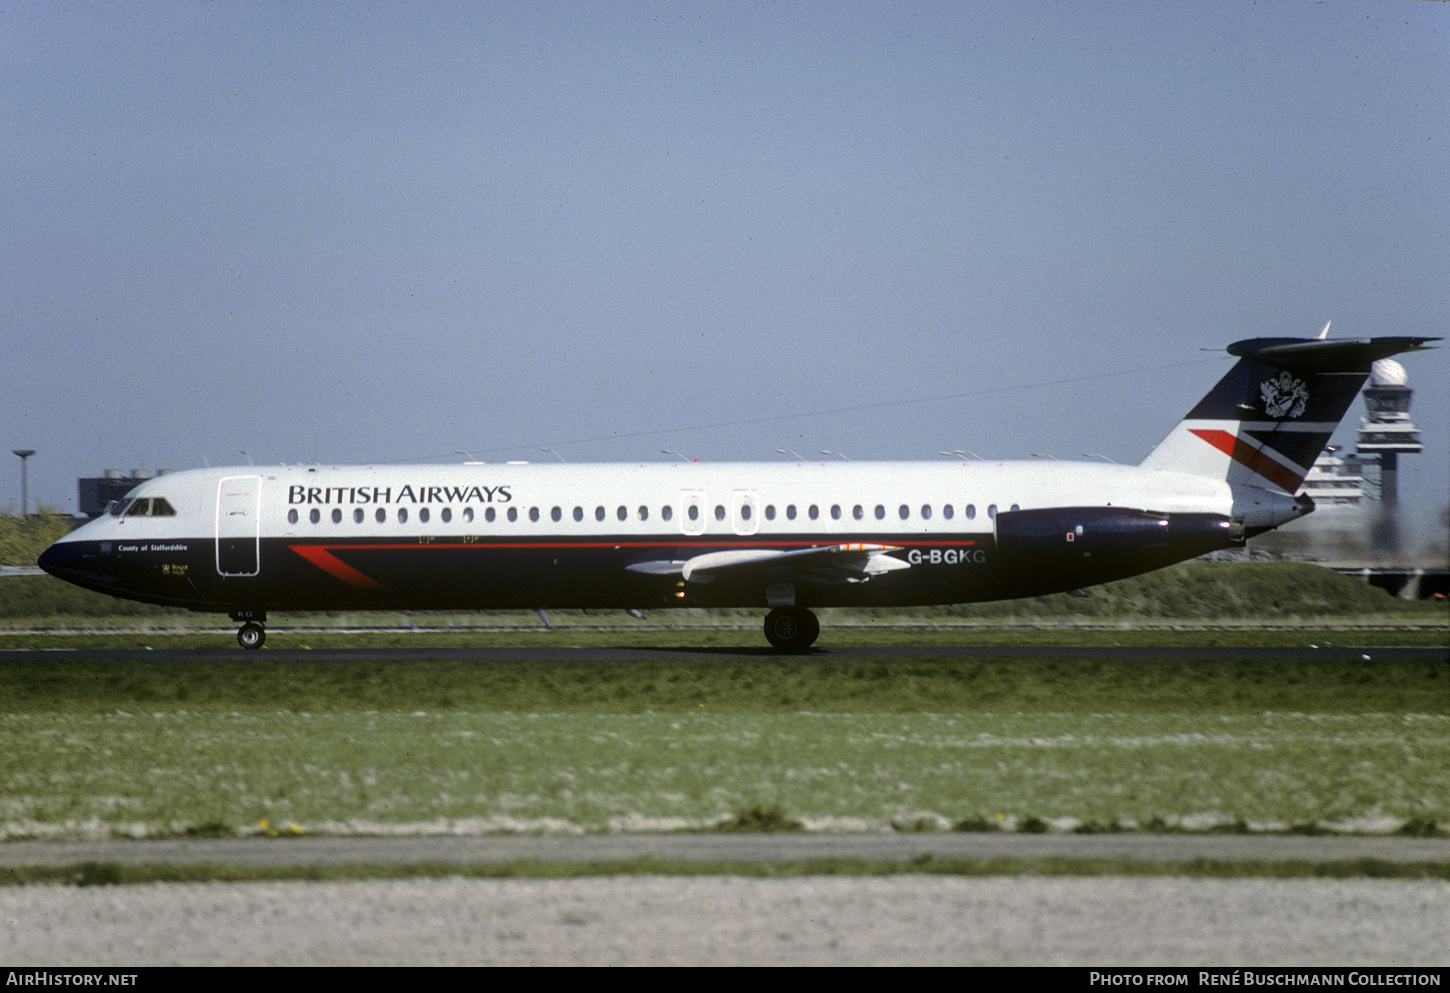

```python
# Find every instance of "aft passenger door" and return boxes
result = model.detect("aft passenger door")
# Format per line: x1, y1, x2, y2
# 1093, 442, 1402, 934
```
216, 475, 262, 577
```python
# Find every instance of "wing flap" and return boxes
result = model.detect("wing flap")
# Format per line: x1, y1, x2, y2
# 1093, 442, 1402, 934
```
626, 544, 909, 586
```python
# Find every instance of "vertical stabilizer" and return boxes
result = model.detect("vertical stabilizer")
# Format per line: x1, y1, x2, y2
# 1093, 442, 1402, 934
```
1141, 335, 1438, 493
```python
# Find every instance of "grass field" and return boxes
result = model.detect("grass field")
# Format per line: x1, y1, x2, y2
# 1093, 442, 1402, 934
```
1, 649, 1444, 841
2, 561, 1445, 844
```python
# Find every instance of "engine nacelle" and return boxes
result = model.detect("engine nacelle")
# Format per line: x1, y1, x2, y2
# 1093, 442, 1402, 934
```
995, 506, 1243, 586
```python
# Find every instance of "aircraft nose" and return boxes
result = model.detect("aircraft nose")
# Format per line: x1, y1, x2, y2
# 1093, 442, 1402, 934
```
38, 541, 74, 577
38, 540, 92, 581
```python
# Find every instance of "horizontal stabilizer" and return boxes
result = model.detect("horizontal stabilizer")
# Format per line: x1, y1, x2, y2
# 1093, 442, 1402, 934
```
1227, 336, 1438, 370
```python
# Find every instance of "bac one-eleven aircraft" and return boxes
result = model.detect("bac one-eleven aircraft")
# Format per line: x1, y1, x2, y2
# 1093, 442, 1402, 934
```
40, 331, 1437, 651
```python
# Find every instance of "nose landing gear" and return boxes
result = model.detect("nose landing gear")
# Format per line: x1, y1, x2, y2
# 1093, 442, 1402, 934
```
231, 609, 267, 650
237, 622, 266, 650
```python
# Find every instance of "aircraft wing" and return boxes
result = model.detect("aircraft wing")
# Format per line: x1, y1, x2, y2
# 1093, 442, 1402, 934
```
626, 543, 909, 586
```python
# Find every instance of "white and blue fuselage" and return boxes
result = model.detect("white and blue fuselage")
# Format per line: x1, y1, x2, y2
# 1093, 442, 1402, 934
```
38, 333, 1436, 650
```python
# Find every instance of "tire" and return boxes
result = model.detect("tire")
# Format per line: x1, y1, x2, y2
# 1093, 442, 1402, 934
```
238, 622, 266, 650
763, 607, 819, 653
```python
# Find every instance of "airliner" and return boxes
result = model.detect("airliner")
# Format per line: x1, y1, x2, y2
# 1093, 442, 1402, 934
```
39, 331, 1436, 651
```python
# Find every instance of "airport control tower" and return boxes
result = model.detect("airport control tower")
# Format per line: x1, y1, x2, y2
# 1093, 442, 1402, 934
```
1355, 359, 1422, 554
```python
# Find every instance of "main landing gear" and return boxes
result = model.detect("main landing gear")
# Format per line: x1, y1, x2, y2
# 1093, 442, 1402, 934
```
231, 609, 267, 650
763, 606, 819, 653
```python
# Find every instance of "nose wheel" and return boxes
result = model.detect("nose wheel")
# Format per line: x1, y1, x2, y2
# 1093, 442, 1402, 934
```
763, 607, 820, 653
237, 622, 266, 650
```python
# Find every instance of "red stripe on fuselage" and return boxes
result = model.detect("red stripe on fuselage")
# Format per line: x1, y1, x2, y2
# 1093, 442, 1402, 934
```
1189, 429, 1305, 492
287, 545, 387, 589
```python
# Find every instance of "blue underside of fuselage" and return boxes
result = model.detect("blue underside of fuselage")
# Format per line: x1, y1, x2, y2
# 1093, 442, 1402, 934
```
39, 519, 1235, 615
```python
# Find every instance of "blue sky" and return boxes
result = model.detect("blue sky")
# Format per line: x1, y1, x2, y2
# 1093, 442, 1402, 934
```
4, 1, 1446, 544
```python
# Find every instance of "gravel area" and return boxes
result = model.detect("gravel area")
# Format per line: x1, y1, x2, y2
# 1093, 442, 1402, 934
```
4, 875, 1448, 966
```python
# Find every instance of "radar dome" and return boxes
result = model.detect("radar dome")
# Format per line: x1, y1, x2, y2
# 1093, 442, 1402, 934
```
1371, 359, 1408, 387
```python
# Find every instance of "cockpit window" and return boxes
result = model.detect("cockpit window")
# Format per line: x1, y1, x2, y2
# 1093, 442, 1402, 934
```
116, 497, 177, 517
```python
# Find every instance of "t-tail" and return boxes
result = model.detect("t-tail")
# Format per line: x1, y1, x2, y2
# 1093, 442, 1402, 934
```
1141, 330, 1438, 532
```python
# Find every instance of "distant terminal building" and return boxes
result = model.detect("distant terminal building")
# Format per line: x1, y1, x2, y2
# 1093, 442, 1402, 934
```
1297, 358, 1436, 591
78, 470, 171, 519
1301, 359, 1422, 518
1299, 446, 1370, 508
1354, 359, 1422, 510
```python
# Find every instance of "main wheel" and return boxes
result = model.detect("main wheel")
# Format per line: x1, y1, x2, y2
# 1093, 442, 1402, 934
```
237, 622, 266, 650
763, 607, 819, 653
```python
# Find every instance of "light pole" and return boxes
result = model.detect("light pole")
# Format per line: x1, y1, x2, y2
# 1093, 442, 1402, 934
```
12, 450, 35, 517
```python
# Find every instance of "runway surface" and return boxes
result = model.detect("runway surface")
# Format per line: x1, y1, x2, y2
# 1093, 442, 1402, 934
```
6, 873, 1449, 966
3, 831, 1450, 869
2, 643, 1445, 662
5, 833, 1449, 966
